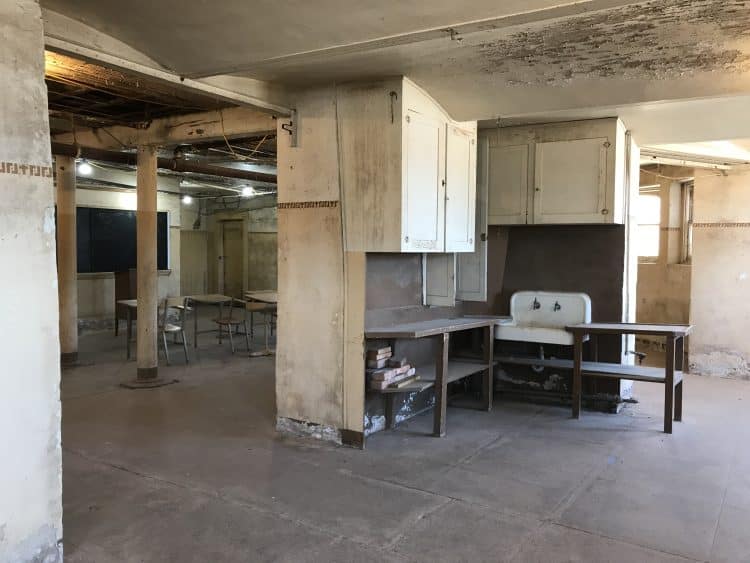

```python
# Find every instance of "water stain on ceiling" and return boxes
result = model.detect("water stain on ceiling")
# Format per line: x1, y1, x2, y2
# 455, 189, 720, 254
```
473, 0, 750, 86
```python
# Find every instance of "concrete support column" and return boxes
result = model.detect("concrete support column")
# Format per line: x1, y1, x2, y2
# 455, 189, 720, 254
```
55, 155, 78, 365
136, 146, 159, 381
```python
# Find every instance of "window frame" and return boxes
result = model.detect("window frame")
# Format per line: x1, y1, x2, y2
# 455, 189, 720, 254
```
636, 187, 662, 263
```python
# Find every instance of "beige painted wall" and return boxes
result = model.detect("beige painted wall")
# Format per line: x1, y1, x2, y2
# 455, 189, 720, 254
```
691, 166, 750, 377
0, 1, 63, 560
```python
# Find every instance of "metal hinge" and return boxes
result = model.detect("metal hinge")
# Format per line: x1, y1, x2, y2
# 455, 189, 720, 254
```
281, 109, 298, 147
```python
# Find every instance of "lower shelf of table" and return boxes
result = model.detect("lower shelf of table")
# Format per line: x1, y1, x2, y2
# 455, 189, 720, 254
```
374, 360, 492, 394
497, 356, 683, 384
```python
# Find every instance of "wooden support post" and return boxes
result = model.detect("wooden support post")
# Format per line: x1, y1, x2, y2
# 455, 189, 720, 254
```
433, 332, 450, 437
55, 155, 78, 366
664, 335, 675, 433
482, 325, 494, 411
131, 146, 162, 386
572, 333, 583, 419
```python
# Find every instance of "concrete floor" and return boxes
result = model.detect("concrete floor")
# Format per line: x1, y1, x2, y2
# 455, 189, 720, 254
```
63, 324, 750, 562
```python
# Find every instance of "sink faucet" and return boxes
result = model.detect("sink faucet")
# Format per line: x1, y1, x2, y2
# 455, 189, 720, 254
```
533, 298, 540, 310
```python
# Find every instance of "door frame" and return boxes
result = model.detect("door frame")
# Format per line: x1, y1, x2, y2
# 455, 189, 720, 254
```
218, 218, 247, 297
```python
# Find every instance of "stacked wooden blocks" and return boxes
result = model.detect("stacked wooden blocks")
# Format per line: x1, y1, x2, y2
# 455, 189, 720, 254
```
366, 346, 419, 390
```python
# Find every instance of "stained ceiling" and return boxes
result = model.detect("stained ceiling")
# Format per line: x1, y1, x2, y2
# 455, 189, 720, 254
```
41, 0, 750, 142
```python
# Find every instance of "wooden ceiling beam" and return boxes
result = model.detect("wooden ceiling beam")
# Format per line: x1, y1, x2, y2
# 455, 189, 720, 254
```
51, 105, 278, 150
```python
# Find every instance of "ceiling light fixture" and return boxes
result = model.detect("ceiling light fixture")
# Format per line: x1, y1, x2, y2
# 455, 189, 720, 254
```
77, 160, 93, 176
241, 186, 256, 198
182, 195, 193, 205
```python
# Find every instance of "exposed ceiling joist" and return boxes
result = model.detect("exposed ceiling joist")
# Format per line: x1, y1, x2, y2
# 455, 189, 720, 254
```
43, 29, 292, 116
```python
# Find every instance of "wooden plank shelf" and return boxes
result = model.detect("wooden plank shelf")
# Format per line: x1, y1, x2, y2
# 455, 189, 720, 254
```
497, 356, 683, 384
372, 360, 492, 394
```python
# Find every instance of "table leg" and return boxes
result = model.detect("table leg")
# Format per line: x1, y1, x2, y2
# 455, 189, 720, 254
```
193, 300, 199, 348
126, 308, 132, 360
385, 394, 395, 430
572, 333, 583, 419
674, 336, 684, 422
433, 332, 450, 438
482, 325, 493, 412
664, 335, 675, 434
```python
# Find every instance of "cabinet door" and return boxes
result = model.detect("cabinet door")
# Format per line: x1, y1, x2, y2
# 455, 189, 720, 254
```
445, 125, 476, 252
424, 253, 456, 307
403, 110, 445, 252
487, 144, 529, 225
457, 135, 488, 302
533, 138, 609, 224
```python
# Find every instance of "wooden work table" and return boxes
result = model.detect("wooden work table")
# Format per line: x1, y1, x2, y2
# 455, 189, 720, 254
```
566, 322, 693, 433
365, 317, 501, 437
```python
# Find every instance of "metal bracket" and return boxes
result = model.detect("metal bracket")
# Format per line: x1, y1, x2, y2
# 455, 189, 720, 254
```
281, 109, 298, 147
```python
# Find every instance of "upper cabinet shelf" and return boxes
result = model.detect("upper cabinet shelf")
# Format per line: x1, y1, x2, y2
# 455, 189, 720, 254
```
337, 77, 477, 252
484, 118, 627, 226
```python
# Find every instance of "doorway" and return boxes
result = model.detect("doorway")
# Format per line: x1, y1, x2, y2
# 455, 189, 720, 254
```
221, 220, 244, 298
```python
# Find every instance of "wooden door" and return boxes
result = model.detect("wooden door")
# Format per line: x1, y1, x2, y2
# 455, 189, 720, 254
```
444, 124, 476, 253
180, 230, 208, 296
488, 143, 529, 225
221, 220, 244, 297
533, 138, 609, 224
402, 109, 445, 252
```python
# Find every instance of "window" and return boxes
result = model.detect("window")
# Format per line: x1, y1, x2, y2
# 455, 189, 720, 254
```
635, 189, 661, 259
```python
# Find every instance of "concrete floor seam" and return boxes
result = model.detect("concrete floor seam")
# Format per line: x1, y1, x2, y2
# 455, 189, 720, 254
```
550, 521, 704, 562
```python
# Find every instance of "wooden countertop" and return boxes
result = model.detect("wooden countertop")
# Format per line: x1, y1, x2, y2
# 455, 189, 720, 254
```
566, 322, 692, 337
365, 317, 503, 339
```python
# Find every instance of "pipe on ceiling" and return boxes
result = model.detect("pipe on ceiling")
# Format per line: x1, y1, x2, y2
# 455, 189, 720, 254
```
50, 142, 277, 185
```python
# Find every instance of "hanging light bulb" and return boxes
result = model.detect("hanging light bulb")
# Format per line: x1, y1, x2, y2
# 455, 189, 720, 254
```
182, 195, 193, 205
241, 186, 256, 198
77, 160, 93, 176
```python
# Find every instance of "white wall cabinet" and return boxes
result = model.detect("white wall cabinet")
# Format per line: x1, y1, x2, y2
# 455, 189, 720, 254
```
338, 77, 477, 253
486, 118, 627, 226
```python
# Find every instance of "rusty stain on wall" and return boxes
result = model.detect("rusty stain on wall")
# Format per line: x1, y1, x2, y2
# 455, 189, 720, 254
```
474, 0, 750, 86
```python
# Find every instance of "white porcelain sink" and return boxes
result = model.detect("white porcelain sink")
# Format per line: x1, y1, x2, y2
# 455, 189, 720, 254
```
495, 291, 592, 346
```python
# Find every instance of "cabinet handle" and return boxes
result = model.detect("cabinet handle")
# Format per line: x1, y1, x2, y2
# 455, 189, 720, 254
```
480, 233, 487, 242
441, 179, 446, 187
404, 236, 409, 242
601, 209, 609, 215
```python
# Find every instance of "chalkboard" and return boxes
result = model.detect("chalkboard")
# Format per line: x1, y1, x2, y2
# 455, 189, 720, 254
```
75, 207, 169, 273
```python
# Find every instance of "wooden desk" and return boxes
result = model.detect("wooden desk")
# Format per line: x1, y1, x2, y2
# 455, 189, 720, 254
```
566, 323, 693, 434
116, 299, 138, 360
365, 317, 501, 437
187, 294, 232, 348
244, 290, 278, 304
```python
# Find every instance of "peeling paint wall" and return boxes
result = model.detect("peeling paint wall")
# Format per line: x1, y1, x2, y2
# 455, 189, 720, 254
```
0, 1, 63, 561
691, 165, 750, 378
